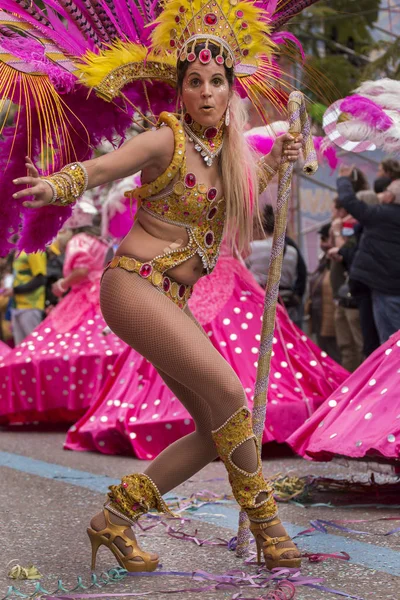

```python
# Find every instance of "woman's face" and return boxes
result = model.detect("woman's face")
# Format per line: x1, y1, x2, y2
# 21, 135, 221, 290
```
181, 59, 230, 127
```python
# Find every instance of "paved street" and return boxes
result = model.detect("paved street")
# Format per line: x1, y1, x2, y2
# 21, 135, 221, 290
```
1, 428, 399, 600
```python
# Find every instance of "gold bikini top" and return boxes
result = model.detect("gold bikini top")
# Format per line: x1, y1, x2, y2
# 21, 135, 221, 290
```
125, 112, 226, 275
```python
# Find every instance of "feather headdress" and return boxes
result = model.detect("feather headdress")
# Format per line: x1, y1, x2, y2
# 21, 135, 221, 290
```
0, 0, 320, 254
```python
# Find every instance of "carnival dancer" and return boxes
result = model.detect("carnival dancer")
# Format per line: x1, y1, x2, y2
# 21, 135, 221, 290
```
66, 245, 348, 459
7, 0, 323, 575
288, 329, 400, 467
0, 200, 124, 424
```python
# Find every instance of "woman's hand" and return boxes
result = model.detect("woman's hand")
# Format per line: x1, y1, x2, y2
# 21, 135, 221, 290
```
338, 164, 354, 179
268, 133, 303, 171
13, 157, 54, 208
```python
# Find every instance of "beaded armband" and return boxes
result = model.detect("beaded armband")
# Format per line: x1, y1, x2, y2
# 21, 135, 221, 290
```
125, 112, 185, 201
257, 158, 277, 194
41, 162, 88, 206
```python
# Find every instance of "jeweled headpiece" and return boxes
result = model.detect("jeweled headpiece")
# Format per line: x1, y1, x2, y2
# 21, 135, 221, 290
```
151, 0, 275, 73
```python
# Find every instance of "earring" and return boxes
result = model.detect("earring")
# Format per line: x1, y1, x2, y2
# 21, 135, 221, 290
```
225, 104, 230, 127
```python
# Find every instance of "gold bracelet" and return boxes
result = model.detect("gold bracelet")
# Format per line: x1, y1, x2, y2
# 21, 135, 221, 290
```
257, 158, 277, 194
41, 162, 88, 206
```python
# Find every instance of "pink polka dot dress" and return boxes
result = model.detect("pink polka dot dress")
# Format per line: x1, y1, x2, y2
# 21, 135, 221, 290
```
288, 330, 400, 465
65, 255, 348, 458
0, 234, 124, 425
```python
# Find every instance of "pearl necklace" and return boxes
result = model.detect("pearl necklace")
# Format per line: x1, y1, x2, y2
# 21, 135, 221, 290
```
183, 113, 224, 167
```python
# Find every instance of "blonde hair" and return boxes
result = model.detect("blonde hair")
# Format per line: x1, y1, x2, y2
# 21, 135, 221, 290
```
220, 92, 260, 255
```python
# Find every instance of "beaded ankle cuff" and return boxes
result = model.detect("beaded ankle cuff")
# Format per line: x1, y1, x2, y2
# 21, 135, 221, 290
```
212, 407, 277, 522
108, 473, 174, 522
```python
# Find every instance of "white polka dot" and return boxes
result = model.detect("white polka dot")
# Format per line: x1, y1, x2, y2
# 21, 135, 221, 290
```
234, 307, 241, 314
106, 350, 113, 356
321, 351, 327, 358
141, 403, 148, 410
146, 435, 153, 442
207, 331, 213, 337
286, 343, 294, 350
246, 312, 253, 320
184, 418, 191, 425
152, 414, 159, 419
341, 386, 349, 394
89, 416, 96, 422
368, 379, 376, 387
129, 432, 137, 439
387, 434, 396, 443
154, 399, 161, 406
165, 423, 172, 429
380, 388, 388, 395
328, 400, 337, 408
98, 441, 105, 447
274, 372, 282, 379
223, 318, 231, 325
114, 400, 121, 407
364, 412, 373, 420
310, 360, 317, 367
220, 341, 227, 347
129, 417, 137, 423
273, 337, 277, 345
241, 323, 248, 330
385, 348, 392, 356
235, 347, 242, 354
355, 405, 362, 411
329, 433, 337, 439
230, 334, 238, 341
270, 383, 277, 389
295, 372, 303, 379
251, 347, 258, 354
280, 361, 288, 368
100, 416, 108, 423
253, 361, 258, 368
301, 335, 307, 342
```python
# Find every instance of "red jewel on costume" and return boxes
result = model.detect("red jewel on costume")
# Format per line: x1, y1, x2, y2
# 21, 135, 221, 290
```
207, 207, 217, 220
184, 113, 193, 125
236, 9, 244, 18
215, 55, 224, 65
178, 284, 186, 299
199, 48, 212, 64
205, 231, 214, 247
204, 126, 217, 139
204, 13, 217, 25
187, 52, 196, 62
207, 187, 217, 201
185, 173, 196, 188
163, 277, 171, 292
139, 263, 153, 278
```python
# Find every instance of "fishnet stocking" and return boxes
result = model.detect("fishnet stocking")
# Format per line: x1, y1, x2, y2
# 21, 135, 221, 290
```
99, 268, 298, 559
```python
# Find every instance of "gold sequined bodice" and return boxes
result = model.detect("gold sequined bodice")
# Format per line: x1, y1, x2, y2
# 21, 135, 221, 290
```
125, 112, 226, 275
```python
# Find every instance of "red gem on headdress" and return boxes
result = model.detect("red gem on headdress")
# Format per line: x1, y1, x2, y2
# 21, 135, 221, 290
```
163, 277, 171, 293
179, 5, 185, 12
204, 12, 217, 25
187, 52, 196, 62
207, 207, 217, 220
139, 263, 153, 278
204, 126, 217, 139
178, 284, 186, 299
170, 40, 176, 47
184, 113, 193, 124
185, 173, 196, 188
175, 15, 180, 23
207, 187, 217, 201
236, 9, 244, 17
242, 49, 249, 56
241, 21, 248, 29
215, 55, 224, 65
199, 48, 212, 64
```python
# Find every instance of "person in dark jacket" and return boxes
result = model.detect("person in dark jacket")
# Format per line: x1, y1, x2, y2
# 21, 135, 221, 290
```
337, 165, 400, 344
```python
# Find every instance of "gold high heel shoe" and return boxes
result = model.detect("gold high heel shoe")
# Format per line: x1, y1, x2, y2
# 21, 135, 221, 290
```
212, 407, 301, 570
87, 508, 159, 572
88, 473, 173, 572
250, 518, 301, 570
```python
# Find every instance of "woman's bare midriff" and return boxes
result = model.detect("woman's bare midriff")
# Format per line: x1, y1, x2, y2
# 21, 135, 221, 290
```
116, 208, 205, 286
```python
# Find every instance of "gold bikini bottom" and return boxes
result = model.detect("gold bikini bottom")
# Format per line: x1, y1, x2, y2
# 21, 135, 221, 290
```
103, 255, 193, 309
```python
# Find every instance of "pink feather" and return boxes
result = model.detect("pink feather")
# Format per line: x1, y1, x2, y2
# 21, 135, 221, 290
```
341, 94, 393, 132
271, 31, 305, 60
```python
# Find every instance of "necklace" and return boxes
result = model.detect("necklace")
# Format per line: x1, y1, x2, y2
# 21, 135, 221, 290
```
183, 113, 224, 167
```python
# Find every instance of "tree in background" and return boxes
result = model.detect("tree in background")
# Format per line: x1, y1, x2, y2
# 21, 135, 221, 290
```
286, 0, 383, 101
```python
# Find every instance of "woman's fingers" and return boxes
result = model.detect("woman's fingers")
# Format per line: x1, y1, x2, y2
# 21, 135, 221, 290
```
13, 175, 39, 187
26, 162, 39, 178
22, 198, 49, 208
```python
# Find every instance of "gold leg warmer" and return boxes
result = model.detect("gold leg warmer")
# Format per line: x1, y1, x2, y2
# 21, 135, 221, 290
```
107, 473, 173, 522
212, 407, 277, 522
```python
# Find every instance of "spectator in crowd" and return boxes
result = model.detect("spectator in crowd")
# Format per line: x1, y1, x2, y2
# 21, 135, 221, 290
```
0, 254, 14, 344
245, 204, 306, 326
328, 197, 363, 371
337, 166, 400, 344
3, 251, 47, 345
307, 224, 340, 363
376, 158, 400, 183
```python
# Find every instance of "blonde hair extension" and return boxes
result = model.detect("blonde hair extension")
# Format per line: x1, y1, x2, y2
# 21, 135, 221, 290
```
220, 92, 261, 255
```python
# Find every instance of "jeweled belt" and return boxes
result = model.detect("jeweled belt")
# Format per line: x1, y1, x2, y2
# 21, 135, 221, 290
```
104, 255, 193, 309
